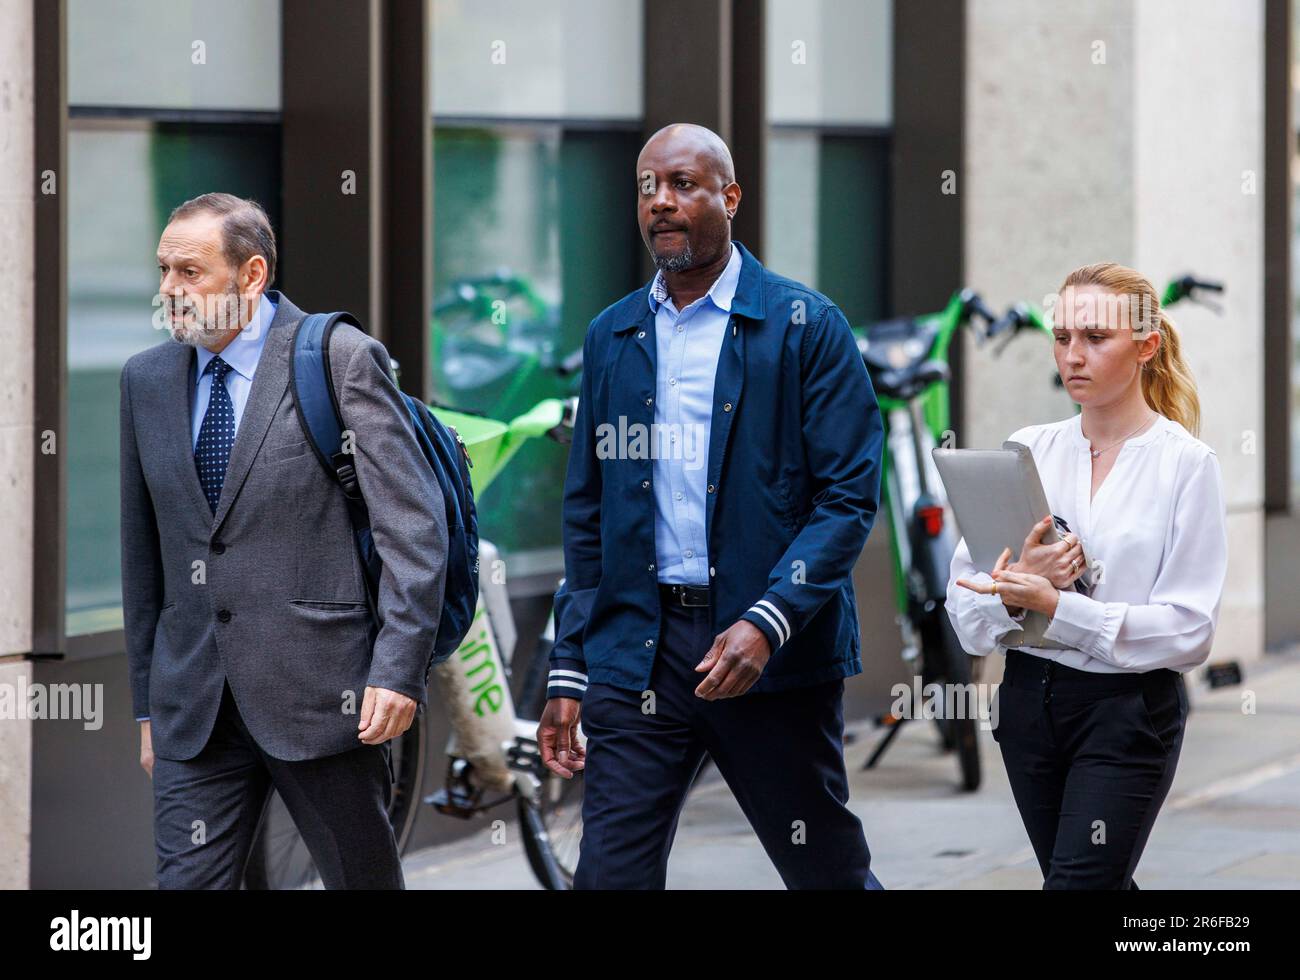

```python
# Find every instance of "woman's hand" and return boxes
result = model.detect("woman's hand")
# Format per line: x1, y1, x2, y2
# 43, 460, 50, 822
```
1015, 515, 1087, 589
956, 546, 1023, 615
956, 546, 1060, 618
989, 568, 1060, 617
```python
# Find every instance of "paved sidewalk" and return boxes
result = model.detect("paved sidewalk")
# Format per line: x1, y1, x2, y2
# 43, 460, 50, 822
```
403, 649, 1300, 889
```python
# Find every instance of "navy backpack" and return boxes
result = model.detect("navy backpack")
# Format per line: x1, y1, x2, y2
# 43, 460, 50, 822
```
289, 312, 479, 675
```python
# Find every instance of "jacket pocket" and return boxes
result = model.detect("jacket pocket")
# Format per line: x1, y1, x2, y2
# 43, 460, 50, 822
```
267, 439, 311, 463
289, 598, 369, 611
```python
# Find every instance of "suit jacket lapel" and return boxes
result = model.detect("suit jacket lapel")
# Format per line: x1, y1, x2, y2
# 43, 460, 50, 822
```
162, 343, 215, 519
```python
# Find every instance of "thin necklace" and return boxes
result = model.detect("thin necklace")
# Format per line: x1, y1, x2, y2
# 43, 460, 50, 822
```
1084, 412, 1157, 459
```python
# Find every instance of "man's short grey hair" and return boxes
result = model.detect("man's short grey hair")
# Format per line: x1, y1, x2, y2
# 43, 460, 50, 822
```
168, 192, 277, 285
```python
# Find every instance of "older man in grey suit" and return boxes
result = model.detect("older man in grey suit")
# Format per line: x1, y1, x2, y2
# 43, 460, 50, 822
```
121, 192, 447, 889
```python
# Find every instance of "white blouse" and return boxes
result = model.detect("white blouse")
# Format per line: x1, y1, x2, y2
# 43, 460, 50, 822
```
945, 412, 1228, 674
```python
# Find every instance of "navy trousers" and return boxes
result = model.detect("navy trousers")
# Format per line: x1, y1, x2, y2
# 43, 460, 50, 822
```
575, 600, 882, 889
994, 649, 1188, 890
151, 680, 403, 889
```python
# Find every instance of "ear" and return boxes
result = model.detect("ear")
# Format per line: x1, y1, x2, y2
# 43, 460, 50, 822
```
240, 254, 269, 296
723, 181, 742, 219
1137, 328, 1161, 368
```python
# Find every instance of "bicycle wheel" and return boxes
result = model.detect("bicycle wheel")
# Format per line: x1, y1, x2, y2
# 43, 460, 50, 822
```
242, 711, 428, 889
517, 634, 584, 889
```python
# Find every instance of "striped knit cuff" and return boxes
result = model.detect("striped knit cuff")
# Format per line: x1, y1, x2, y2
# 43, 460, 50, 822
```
546, 659, 588, 701
740, 595, 794, 652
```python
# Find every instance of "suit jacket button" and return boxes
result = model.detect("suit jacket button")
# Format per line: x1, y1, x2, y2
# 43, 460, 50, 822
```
217, 609, 232, 623
212, 542, 226, 555
723, 402, 732, 412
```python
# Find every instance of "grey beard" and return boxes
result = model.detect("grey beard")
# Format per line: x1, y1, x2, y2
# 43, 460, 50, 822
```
168, 280, 242, 347
651, 241, 695, 273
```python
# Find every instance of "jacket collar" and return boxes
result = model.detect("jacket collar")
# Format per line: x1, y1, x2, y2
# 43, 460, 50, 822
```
614, 239, 766, 333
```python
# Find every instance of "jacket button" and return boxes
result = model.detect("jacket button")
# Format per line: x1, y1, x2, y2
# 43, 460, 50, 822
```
637, 330, 646, 339
217, 609, 232, 623
723, 402, 732, 412
707, 484, 715, 493
709, 566, 716, 577
641, 480, 650, 489
645, 638, 654, 647
648, 564, 655, 572
211, 542, 226, 555
645, 397, 652, 406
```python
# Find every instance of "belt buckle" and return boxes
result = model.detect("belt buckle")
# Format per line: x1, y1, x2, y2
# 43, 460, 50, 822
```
685, 589, 707, 608
672, 585, 708, 608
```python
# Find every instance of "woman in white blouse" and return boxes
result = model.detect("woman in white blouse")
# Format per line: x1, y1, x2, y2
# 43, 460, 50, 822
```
946, 262, 1228, 890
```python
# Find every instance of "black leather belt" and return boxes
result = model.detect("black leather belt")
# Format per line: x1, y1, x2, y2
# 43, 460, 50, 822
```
658, 583, 711, 608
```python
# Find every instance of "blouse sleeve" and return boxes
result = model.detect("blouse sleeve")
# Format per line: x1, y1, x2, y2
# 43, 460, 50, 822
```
1040, 449, 1228, 671
945, 534, 1028, 657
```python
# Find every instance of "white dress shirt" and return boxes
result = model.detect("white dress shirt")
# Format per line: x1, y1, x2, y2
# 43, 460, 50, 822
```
191, 293, 278, 448
945, 411, 1228, 674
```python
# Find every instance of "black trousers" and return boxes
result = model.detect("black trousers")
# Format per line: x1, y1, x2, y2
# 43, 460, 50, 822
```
993, 649, 1188, 889
151, 681, 403, 889
575, 600, 882, 889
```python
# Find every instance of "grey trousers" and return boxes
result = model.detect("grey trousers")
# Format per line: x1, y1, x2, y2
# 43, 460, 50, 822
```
151, 680, 403, 889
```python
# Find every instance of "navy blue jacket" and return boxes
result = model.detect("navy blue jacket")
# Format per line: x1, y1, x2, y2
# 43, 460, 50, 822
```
547, 242, 884, 700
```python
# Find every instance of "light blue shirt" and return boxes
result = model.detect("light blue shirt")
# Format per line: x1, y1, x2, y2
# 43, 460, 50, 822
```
191, 293, 278, 449
648, 242, 741, 585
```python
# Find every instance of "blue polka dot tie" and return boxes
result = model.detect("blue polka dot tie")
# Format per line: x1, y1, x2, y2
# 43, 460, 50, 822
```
195, 356, 236, 513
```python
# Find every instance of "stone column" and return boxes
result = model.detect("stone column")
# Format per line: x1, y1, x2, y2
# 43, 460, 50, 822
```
0, 0, 36, 889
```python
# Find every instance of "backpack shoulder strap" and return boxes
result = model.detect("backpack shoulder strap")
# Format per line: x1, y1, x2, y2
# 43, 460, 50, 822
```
289, 311, 365, 498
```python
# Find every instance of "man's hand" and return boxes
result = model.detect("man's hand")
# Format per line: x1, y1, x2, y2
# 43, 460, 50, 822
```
358, 686, 418, 745
539, 697, 586, 779
140, 720, 154, 778
694, 620, 771, 700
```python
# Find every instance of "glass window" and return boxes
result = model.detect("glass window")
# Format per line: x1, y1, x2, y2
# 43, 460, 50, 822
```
431, 1, 644, 562
764, 0, 892, 327
66, 123, 281, 635
68, 0, 281, 110
431, 0, 642, 121
766, 0, 892, 128
66, 0, 282, 636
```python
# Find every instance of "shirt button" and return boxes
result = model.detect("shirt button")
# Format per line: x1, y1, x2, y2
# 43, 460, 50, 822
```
645, 638, 655, 648
723, 402, 732, 412
669, 377, 677, 386
676, 324, 683, 333
217, 609, 232, 623
684, 550, 693, 558
641, 480, 650, 489
675, 492, 683, 500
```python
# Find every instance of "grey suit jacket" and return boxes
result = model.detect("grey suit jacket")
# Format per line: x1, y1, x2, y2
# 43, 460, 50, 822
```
120, 290, 448, 762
